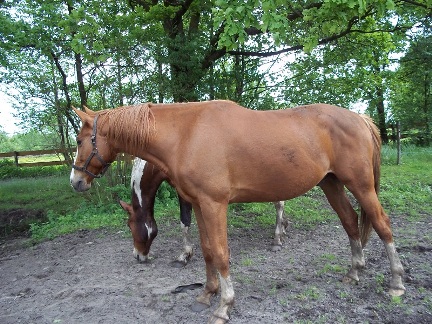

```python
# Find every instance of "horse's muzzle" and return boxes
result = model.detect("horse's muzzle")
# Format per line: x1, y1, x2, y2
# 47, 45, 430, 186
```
70, 178, 91, 192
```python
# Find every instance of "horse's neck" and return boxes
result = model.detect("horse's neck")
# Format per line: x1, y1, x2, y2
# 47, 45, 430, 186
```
108, 108, 179, 176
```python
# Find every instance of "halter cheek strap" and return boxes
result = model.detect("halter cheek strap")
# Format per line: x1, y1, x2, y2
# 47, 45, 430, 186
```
72, 115, 111, 178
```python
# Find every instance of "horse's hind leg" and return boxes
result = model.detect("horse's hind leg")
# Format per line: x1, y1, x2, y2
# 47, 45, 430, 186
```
318, 175, 365, 283
349, 188, 405, 296
272, 201, 289, 252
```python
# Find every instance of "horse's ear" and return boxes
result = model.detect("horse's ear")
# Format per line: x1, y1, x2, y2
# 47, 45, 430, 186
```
119, 200, 133, 214
72, 106, 93, 125
83, 106, 96, 116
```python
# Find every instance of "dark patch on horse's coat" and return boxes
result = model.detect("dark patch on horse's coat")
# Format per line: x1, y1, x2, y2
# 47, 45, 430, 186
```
281, 147, 298, 166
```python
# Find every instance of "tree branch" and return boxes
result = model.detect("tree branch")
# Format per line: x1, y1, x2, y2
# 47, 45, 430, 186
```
228, 16, 360, 57
399, 0, 431, 9
202, 23, 227, 70
242, 2, 325, 36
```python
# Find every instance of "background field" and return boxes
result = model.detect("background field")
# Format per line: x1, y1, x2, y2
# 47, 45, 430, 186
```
0, 145, 430, 242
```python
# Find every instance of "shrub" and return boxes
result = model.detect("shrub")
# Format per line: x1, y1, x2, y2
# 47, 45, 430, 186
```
0, 163, 70, 179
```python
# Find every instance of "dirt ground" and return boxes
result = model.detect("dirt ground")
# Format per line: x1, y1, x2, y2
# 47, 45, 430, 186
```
0, 210, 431, 324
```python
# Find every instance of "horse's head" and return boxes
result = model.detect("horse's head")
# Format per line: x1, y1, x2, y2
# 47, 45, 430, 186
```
119, 200, 158, 262
70, 107, 117, 192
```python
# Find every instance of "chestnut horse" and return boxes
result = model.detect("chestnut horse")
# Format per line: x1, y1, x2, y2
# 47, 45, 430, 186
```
119, 157, 288, 265
70, 100, 405, 323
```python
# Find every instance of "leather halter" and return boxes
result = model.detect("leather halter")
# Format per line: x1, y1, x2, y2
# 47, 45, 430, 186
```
72, 115, 111, 178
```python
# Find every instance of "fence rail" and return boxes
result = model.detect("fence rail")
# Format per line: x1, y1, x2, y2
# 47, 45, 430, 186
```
0, 148, 76, 167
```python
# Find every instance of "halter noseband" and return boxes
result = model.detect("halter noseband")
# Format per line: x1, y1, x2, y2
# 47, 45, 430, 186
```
72, 115, 111, 178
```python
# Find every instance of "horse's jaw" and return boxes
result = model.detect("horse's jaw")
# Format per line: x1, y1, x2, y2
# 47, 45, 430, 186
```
70, 170, 92, 192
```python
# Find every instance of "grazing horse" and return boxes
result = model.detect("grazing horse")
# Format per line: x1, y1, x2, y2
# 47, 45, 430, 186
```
119, 157, 194, 266
70, 100, 405, 323
119, 158, 288, 266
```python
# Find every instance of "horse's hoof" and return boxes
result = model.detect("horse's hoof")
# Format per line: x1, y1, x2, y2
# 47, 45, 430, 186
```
342, 276, 359, 285
170, 260, 187, 268
271, 244, 282, 252
208, 315, 228, 324
137, 258, 152, 264
191, 301, 210, 312
389, 288, 405, 297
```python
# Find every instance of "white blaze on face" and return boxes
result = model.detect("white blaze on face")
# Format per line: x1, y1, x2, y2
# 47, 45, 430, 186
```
133, 247, 148, 262
145, 223, 153, 237
70, 146, 79, 183
131, 158, 147, 207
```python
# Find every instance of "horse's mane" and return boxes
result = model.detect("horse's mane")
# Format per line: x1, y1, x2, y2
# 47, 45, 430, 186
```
98, 104, 156, 152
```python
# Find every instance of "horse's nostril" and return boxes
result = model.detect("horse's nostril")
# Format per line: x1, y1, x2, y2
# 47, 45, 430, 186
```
71, 180, 86, 192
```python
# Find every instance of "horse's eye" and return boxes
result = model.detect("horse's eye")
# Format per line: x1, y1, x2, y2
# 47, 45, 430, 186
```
76, 139, 82, 146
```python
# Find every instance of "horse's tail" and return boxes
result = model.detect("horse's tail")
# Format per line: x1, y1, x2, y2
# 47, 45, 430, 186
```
359, 115, 382, 247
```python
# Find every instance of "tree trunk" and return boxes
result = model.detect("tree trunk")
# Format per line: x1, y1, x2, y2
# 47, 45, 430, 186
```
116, 56, 124, 107
75, 53, 87, 108
51, 61, 73, 164
375, 87, 389, 144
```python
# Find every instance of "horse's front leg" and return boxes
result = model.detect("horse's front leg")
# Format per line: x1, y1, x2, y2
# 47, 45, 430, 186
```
191, 200, 233, 323
198, 200, 233, 323
191, 204, 220, 312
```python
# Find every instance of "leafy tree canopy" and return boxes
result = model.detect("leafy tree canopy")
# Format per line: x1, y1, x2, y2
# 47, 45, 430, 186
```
0, 0, 431, 146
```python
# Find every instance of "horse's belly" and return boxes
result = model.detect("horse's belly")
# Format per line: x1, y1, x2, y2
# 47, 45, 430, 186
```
228, 171, 323, 203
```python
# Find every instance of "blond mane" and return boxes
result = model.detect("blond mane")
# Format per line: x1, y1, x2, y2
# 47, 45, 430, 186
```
98, 104, 156, 152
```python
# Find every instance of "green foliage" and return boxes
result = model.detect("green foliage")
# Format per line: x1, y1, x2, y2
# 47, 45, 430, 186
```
156, 181, 178, 204
212, 0, 424, 52
0, 129, 65, 153
282, 27, 403, 118
0, 130, 14, 152
0, 162, 69, 180
390, 35, 432, 145
2, 0, 431, 141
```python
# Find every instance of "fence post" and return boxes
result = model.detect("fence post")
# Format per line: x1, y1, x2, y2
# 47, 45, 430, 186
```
14, 151, 19, 167
396, 121, 401, 165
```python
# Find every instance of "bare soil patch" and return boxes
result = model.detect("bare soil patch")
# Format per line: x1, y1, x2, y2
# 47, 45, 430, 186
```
0, 213, 431, 323
0, 209, 46, 238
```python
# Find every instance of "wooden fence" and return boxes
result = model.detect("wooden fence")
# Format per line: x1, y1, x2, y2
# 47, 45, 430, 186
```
0, 148, 76, 167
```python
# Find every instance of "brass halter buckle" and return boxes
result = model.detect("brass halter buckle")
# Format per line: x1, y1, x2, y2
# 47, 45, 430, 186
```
72, 115, 111, 178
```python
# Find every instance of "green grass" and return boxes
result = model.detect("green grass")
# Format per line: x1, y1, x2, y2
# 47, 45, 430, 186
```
0, 145, 430, 242
295, 286, 321, 301
30, 204, 127, 241
0, 175, 83, 213
284, 188, 334, 229
380, 145, 432, 218
227, 187, 334, 230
